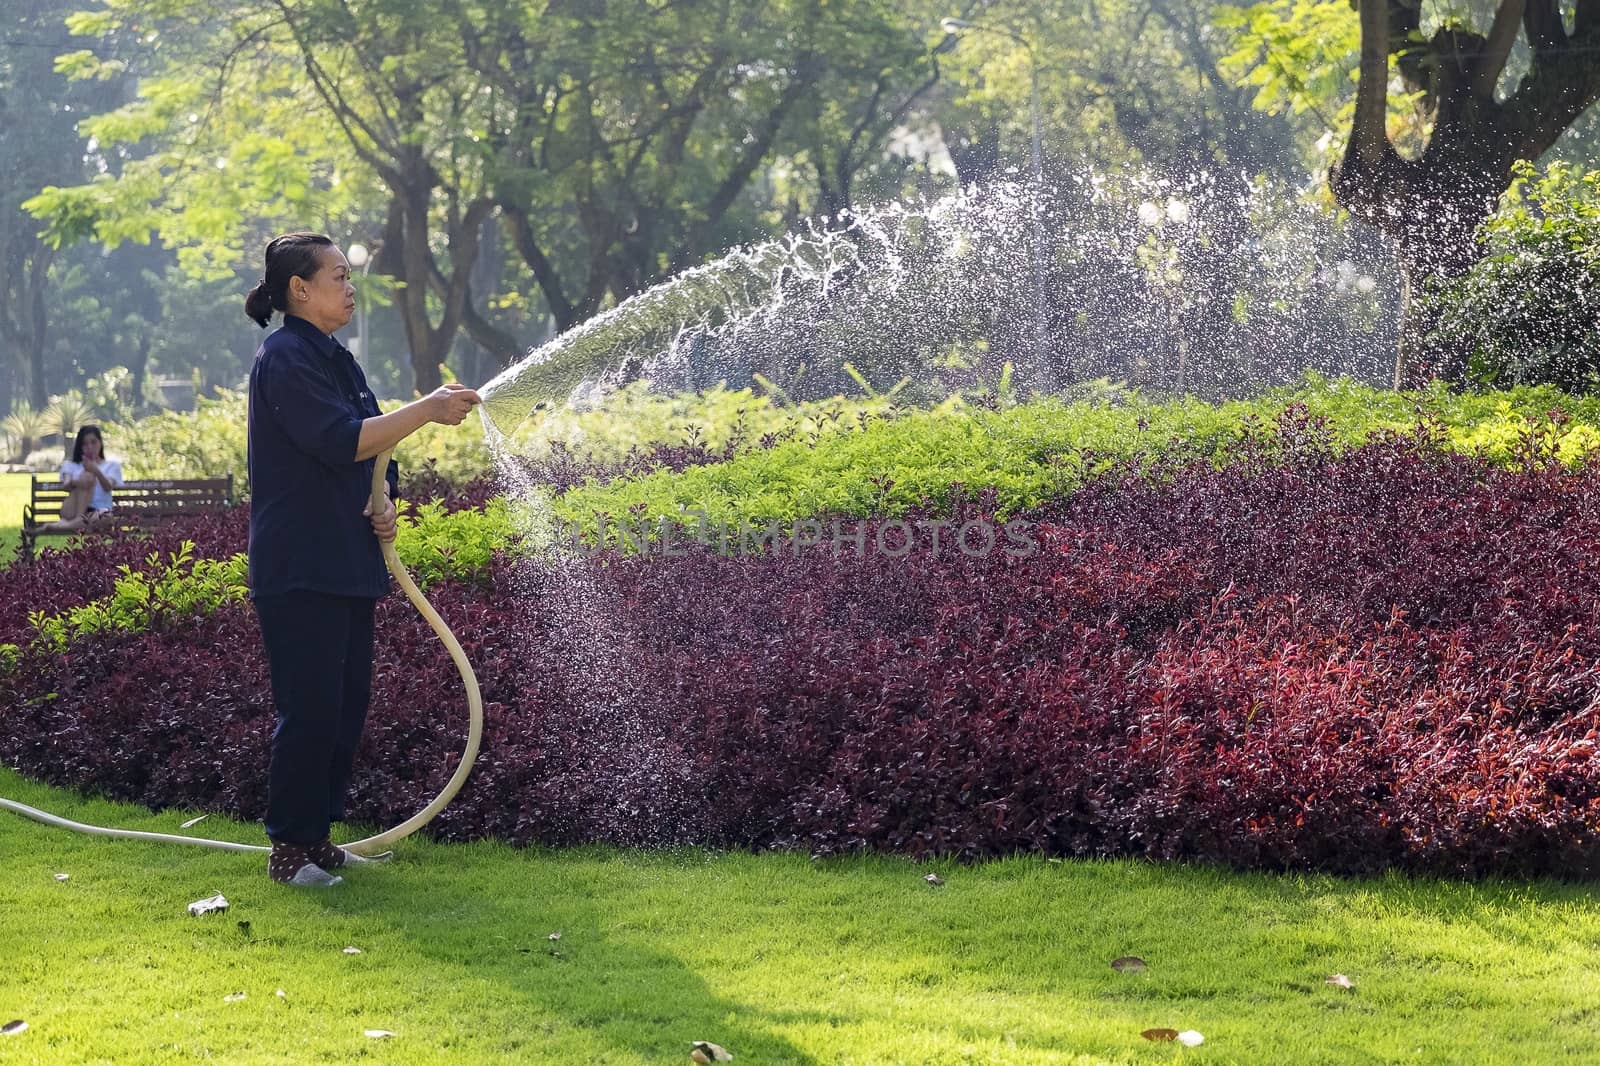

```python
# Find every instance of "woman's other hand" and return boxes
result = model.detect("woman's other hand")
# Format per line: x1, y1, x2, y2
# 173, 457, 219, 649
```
427, 383, 481, 426
363, 494, 398, 543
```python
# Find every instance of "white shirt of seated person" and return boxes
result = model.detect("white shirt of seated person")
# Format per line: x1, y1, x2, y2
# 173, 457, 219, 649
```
59, 456, 124, 512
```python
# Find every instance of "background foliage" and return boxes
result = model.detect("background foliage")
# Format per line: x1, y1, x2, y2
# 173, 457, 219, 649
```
1427, 162, 1600, 393
7, 0, 1594, 422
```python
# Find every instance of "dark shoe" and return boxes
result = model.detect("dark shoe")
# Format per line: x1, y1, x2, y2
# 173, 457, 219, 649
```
269, 841, 343, 887
309, 838, 348, 870
312, 837, 394, 868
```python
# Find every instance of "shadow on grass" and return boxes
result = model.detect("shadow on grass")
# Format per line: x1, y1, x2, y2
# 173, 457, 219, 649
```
8, 764, 1600, 1064
0, 770, 821, 1063
296, 841, 827, 1065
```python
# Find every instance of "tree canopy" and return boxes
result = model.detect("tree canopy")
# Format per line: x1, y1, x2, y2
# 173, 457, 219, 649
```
2, 0, 1596, 412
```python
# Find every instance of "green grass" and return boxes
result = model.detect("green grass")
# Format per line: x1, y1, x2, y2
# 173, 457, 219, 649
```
0, 473, 32, 568
3, 769, 1600, 1064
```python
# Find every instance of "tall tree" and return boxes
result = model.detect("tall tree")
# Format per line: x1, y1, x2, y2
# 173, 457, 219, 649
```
275, 0, 496, 395
27, 0, 480, 395
1337, 0, 1600, 385
29, 0, 948, 393
0, 0, 117, 410
1229, 0, 1600, 386
932, 0, 1303, 189
472, 0, 946, 331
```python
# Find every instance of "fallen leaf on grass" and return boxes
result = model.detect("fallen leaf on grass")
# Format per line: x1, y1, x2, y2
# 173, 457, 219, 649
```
53, 873, 69, 882
364, 1029, 395, 1039
187, 894, 229, 917
1141, 1027, 1204, 1046
1111, 956, 1148, 974
548, 932, 562, 941
223, 993, 247, 1003
924, 873, 945, 886
691, 1040, 733, 1063
180, 815, 208, 829
1, 1021, 26, 1037
275, 989, 286, 1000
1325, 973, 1354, 989
342, 946, 362, 955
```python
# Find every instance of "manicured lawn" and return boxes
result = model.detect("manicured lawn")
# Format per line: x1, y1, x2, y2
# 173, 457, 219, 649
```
0, 473, 31, 567
3, 768, 1599, 1064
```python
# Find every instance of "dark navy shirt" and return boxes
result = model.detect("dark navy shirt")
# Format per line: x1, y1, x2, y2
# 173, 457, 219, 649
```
248, 314, 398, 599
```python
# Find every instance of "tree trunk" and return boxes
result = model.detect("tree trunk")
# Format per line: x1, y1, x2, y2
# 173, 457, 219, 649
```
395, 185, 448, 397
130, 333, 151, 414
1332, 0, 1600, 387
389, 180, 493, 396
941, 117, 1002, 186
26, 251, 49, 408
1333, 131, 1509, 388
1, 241, 54, 410
1390, 196, 1499, 387
27, 338, 47, 409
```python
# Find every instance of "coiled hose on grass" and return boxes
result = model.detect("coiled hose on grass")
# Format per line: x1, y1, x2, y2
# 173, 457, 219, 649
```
0, 448, 484, 857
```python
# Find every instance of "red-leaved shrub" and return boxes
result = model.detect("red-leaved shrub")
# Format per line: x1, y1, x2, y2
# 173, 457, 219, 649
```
0, 507, 250, 647
5, 432, 1600, 876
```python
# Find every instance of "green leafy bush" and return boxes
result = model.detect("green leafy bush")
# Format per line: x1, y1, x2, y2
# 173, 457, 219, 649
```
29, 542, 248, 652
1427, 162, 1600, 392
16, 497, 517, 647
102, 389, 491, 486
493, 379, 902, 460
392, 497, 520, 587
551, 375, 1600, 540
109, 391, 250, 481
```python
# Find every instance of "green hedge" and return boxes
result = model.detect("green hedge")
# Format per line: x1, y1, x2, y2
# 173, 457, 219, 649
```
103, 380, 900, 488
9, 500, 520, 654
550, 376, 1600, 539
106, 390, 493, 487
17, 377, 1600, 644
492, 379, 902, 460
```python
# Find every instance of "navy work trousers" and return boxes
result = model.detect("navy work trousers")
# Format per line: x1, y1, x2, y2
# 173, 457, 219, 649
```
254, 590, 377, 845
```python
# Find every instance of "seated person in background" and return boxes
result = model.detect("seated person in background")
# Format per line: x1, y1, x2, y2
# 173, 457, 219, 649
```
49, 424, 123, 531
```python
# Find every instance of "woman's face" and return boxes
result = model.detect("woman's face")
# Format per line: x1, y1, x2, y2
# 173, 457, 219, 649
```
289, 246, 357, 334
81, 433, 102, 461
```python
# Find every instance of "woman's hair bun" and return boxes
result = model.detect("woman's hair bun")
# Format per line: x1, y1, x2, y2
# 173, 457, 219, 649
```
245, 277, 275, 329
245, 233, 334, 329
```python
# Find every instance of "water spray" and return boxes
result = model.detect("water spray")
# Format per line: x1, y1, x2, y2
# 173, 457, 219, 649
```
0, 449, 483, 860
3, 175, 1394, 857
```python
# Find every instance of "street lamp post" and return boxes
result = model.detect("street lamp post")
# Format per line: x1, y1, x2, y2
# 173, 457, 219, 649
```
940, 17, 1053, 391
346, 241, 374, 361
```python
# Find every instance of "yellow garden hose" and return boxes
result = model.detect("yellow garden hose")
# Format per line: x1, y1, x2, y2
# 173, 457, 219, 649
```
0, 447, 484, 859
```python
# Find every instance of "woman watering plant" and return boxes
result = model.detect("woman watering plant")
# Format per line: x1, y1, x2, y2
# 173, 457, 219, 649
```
245, 232, 480, 886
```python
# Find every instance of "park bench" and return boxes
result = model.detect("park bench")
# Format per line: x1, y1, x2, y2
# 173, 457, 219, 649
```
20, 474, 235, 563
